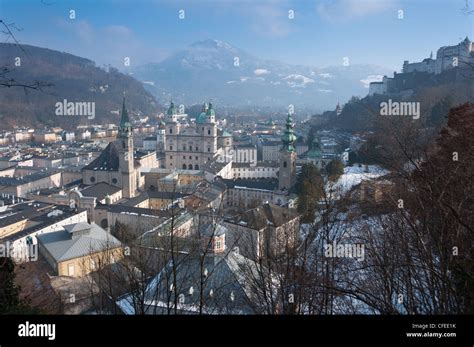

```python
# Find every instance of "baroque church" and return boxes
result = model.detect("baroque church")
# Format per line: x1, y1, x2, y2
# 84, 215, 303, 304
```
82, 98, 138, 198
164, 101, 219, 170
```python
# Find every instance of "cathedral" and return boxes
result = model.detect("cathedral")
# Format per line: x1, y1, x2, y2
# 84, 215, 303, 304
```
164, 102, 219, 170
82, 98, 138, 198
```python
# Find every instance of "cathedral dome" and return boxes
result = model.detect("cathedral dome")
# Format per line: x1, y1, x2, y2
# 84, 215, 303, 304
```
196, 112, 208, 124
197, 102, 215, 123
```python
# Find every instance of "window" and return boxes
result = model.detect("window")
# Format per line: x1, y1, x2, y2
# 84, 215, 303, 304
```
189, 156, 192, 160
195, 156, 198, 160
183, 145, 186, 150
169, 145, 173, 150
169, 129, 173, 134
170, 156, 173, 159
189, 146, 192, 151
188, 164, 193, 170
216, 240, 221, 249
183, 164, 187, 169
195, 146, 198, 151
208, 129, 211, 135
183, 156, 185, 159
68, 263, 75, 276
208, 147, 210, 152
90, 177, 95, 183
112, 178, 118, 184
195, 164, 199, 170
283, 161, 287, 168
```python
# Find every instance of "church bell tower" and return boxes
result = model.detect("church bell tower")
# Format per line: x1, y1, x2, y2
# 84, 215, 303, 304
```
117, 97, 136, 198
278, 113, 297, 191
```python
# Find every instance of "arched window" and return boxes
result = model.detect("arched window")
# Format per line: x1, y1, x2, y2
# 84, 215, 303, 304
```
283, 161, 287, 168
188, 164, 193, 170
182, 164, 187, 169
194, 164, 199, 170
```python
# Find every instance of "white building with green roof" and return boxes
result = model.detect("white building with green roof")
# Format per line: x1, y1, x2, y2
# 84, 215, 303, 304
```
164, 102, 220, 171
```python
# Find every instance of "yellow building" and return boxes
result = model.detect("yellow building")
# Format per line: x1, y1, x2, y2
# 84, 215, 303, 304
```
37, 222, 123, 277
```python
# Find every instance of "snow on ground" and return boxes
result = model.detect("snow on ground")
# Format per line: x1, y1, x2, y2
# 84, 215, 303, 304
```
328, 165, 389, 198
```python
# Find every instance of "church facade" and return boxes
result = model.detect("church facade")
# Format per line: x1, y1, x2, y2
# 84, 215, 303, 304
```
164, 102, 218, 170
82, 98, 138, 198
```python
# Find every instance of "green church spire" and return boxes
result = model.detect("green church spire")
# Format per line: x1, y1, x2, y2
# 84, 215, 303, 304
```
167, 101, 177, 116
206, 102, 215, 117
119, 96, 132, 138
281, 113, 296, 152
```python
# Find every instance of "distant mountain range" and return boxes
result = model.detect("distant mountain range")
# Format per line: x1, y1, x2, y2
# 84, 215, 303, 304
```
0, 43, 160, 130
132, 39, 393, 110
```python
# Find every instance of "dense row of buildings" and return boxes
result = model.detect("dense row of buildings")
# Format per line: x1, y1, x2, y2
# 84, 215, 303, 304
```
1, 97, 327, 314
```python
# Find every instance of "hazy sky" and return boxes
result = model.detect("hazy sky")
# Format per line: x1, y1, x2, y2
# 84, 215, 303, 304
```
1, 0, 473, 71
